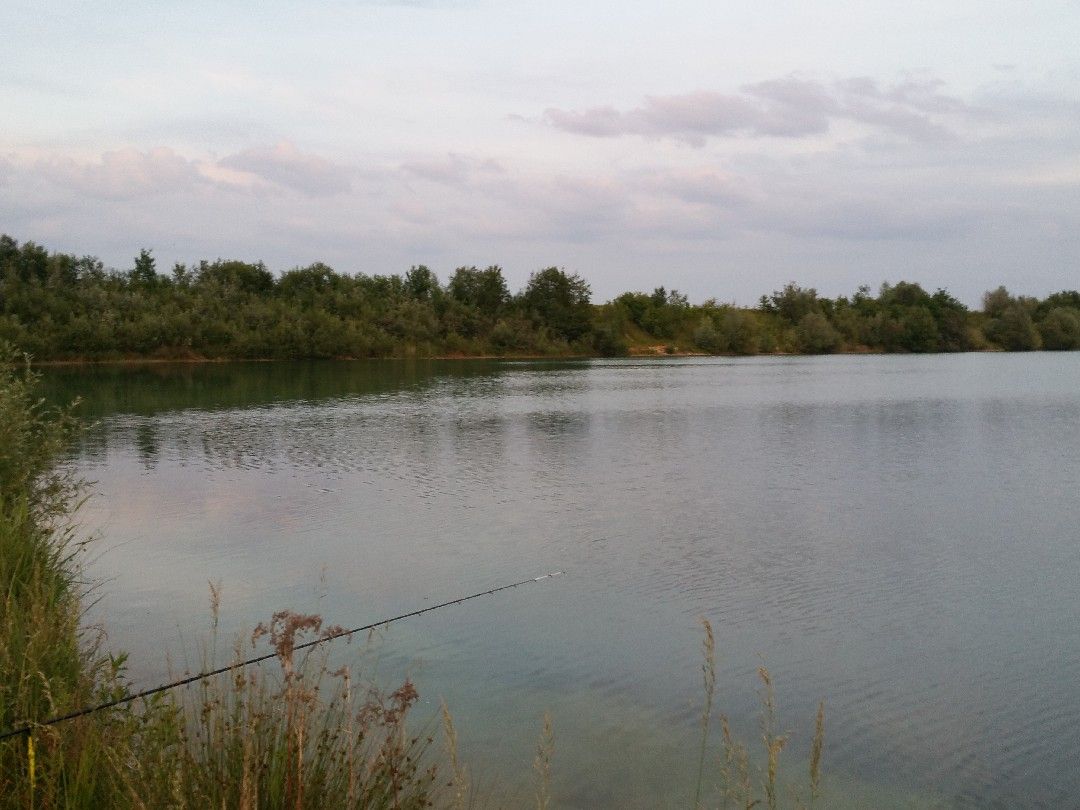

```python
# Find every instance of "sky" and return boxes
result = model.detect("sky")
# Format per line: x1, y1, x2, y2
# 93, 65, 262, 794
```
2, 1, 1079, 305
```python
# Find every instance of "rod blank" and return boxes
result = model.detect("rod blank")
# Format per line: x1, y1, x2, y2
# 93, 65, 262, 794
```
0, 570, 564, 741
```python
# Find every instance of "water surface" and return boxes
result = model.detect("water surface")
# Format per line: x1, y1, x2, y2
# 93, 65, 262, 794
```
44, 354, 1080, 808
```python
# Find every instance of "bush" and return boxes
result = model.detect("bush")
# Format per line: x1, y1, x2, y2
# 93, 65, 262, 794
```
795, 313, 840, 354
1038, 307, 1080, 350
984, 305, 1041, 351
693, 316, 723, 353
720, 310, 761, 355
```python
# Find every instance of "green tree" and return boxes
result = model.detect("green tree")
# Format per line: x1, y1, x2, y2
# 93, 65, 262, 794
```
928, 289, 971, 352
1038, 307, 1080, 350
985, 306, 1041, 351
982, 286, 1013, 319
898, 306, 940, 353
693, 316, 722, 353
405, 265, 439, 302
770, 283, 820, 324
588, 301, 629, 357
879, 280, 931, 309
447, 266, 509, 316
795, 312, 840, 354
522, 267, 592, 342
613, 292, 651, 328
199, 259, 275, 295
720, 309, 761, 355
982, 287, 1041, 351
278, 263, 338, 303
130, 249, 158, 287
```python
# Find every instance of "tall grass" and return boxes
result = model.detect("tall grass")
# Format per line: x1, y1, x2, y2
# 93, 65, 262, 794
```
125, 606, 440, 809
697, 617, 827, 810
0, 342, 138, 807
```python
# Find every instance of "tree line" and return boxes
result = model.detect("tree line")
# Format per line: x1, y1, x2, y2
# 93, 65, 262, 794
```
2, 234, 1078, 361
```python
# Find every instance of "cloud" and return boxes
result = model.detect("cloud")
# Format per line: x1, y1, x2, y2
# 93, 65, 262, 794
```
637, 169, 751, 207
219, 141, 350, 196
36, 147, 202, 200
543, 75, 975, 146
764, 197, 980, 242
400, 153, 504, 185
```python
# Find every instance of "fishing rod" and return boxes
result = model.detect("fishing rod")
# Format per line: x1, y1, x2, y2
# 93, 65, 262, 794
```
0, 570, 564, 742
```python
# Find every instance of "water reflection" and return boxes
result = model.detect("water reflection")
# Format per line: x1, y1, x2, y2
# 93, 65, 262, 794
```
43, 353, 1080, 808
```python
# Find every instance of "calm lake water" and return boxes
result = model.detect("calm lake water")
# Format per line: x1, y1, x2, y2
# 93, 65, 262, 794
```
43, 354, 1080, 808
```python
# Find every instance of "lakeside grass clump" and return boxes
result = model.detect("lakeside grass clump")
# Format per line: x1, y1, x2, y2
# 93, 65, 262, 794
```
1, 340, 827, 808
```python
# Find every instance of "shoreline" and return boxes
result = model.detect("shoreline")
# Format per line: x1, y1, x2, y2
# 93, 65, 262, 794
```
31, 345, 1008, 368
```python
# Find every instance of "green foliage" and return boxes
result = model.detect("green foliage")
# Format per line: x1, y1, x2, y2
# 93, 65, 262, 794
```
405, 264, 440, 302
446, 266, 511, 340
795, 313, 840, 354
522, 266, 593, 342
0, 346, 136, 808
1038, 307, 1080, 350
692, 309, 762, 355
928, 289, 973, 352
590, 303, 630, 356
898, 306, 941, 353
1038, 290, 1080, 315
720, 309, 761, 355
448, 265, 510, 315
2, 233, 1079, 360
767, 283, 821, 324
982, 287, 1042, 351
693, 316, 722, 353
0, 344, 79, 515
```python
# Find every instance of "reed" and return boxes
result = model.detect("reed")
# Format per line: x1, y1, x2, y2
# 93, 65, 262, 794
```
694, 616, 717, 808
442, 701, 470, 810
698, 618, 827, 810
123, 605, 440, 809
0, 344, 138, 808
533, 711, 554, 810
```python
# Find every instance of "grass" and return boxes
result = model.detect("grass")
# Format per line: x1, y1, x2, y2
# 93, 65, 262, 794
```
696, 617, 827, 810
0, 343, 138, 807
1, 340, 827, 809
130, 608, 440, 809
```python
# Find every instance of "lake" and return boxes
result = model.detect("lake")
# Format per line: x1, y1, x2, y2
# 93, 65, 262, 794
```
43, 353, 1080, 808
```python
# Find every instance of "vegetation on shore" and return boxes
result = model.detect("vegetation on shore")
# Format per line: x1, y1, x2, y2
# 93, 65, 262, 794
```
3, 234, 1079, 363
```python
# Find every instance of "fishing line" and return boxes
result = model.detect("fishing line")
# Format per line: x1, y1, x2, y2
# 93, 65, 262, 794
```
0, 570, 564, 741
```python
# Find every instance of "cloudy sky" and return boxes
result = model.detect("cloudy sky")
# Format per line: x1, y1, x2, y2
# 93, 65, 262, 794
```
2, 1, 1078, 304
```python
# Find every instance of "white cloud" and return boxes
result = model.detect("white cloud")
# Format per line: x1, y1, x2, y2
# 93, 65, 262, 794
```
218, 142, 351, 196
400, 153, 505, 185
35, 147, 202, 201
543, 75, 977, 145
